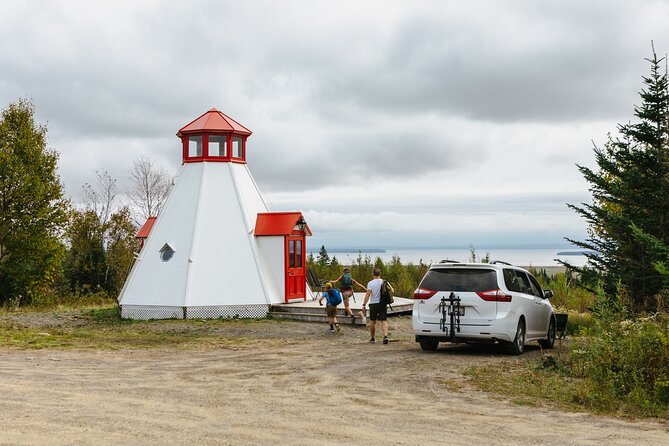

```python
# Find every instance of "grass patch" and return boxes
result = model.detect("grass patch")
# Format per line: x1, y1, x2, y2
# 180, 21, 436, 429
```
465, 337, 669, 420
465, 351, 584, 412
0, 304, 294, 351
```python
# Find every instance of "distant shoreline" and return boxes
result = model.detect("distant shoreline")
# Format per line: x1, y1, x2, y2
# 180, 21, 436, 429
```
519, 265, 567, 275
309, 248, 590, 256
308, 248, 386, 253
305, 247, 588, 268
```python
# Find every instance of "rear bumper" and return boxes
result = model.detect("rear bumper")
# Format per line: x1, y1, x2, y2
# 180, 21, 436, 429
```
413, 313, 519, 343
415, 331, 513, 344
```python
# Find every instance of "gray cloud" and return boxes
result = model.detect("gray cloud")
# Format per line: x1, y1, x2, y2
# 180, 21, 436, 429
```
1, 0, 667, 248
311, 2, 653, 123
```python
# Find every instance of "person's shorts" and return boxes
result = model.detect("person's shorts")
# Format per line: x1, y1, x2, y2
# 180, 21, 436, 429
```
368, 303, 387, 321
326, 305, 338, 318
341, 288, 353, 302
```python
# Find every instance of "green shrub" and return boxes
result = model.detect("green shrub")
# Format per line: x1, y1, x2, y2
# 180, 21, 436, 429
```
551, 308, 595, 336
566, 314, 669, 414
656, 379, 669, 403
529, 268, 595, 312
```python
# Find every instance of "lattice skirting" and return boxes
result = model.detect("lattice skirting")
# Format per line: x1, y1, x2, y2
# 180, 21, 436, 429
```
120, 304, 270, 320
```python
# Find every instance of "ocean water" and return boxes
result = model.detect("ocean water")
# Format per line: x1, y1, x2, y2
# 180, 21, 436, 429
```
309, 248, 589, 267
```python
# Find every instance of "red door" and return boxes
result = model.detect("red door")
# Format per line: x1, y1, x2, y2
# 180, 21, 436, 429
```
285, 236, 306, 302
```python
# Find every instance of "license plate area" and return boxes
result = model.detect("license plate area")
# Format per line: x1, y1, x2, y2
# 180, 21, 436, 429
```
448, 307, 465, 316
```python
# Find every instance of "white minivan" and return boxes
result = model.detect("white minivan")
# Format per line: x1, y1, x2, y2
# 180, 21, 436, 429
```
412, 261, 556, 354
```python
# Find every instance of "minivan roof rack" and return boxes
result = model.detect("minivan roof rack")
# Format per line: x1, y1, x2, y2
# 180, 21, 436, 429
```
490, 260, 513, 266
438, 259, 461, 264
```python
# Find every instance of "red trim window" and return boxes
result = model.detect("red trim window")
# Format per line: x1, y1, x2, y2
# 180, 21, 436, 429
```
208, 133, 229, 158
287, 238, 304, 268
231, 136, 244, 161
187, 135, 203, 159
182, 133, 246, 163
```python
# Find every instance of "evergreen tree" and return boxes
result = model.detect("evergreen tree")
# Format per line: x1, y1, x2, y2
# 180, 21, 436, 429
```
316, 245, 330, 270
566, 47, 669, 314
329, 255, 340, 278
352, 251, 373, 283
0, 99, 69, 305
373, 256, 385, 275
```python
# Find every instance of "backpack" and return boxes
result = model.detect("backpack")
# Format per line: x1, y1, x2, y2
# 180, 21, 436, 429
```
326, 289, 342, 306
380, 280, 394, 305
341, 273, 353, 288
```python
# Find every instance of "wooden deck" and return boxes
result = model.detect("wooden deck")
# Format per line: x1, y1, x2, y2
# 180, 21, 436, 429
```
269, 293, 413, 325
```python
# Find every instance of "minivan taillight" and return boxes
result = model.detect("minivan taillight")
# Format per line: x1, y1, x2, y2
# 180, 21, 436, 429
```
476, 289, 512, 302
413, 288, 437, 299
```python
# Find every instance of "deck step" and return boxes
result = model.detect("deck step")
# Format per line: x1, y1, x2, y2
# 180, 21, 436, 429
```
269, 311, 366, 325
268, 305, 411, 325
268, 295, 413, 324
270, 303, 412, 316
271, 305, 361, 316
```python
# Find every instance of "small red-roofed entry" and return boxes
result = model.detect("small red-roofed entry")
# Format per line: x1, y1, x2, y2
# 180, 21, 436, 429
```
255, 212, 311, 302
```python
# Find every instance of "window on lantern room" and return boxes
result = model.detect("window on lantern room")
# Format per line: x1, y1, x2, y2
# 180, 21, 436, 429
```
208, 135, 228, 157
232, 136, 243, 158
188, 135, 202, 157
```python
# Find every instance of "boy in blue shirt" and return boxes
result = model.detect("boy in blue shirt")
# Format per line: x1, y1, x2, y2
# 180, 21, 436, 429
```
318, 282, 342, 333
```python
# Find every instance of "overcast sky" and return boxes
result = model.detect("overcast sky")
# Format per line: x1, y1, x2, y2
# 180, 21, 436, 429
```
1, 0, 668, 250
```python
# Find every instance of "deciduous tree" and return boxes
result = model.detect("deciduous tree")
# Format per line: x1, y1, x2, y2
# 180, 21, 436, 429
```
0, 99, 69, 305
127, 155, 172, 226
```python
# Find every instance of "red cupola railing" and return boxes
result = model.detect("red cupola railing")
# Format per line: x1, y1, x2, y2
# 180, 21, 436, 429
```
176, 108, 252, 164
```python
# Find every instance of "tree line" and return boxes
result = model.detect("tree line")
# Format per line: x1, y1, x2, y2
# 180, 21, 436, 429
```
308, 245, 430, 300
0, 99, 171, 307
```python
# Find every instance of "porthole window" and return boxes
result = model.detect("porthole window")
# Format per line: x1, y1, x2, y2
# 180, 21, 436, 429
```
160, 243, 175, 262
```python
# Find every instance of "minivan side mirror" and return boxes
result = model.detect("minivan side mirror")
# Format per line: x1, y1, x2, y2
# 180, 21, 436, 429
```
543, 290, 554, 299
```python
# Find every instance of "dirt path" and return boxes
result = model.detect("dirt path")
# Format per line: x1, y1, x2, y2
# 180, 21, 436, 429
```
0, 317, 667, 445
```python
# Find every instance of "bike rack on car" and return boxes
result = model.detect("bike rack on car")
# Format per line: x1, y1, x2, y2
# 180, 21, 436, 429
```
439, 292, 461, 341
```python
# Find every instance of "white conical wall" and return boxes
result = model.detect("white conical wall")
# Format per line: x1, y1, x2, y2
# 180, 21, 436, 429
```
118, 162, 281, 319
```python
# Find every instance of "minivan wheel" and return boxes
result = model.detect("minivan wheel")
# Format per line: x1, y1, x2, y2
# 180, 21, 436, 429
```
508, 319, 525, 355
419, 338, 439, 351
539, 317, 556, 349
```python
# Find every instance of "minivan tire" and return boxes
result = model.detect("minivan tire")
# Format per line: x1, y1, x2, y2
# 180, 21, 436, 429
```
507, 319, 525, 355
419, 338, 439, 351
538, 317, 556, 349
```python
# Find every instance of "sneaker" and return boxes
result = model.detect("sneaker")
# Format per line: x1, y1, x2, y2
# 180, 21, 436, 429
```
369, 337, 375, 343
335, 324, 341, 332
328, 328, 335, 333
383, 336, 389, 344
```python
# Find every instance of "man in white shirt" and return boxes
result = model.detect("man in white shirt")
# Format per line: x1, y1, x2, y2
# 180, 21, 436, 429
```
362, 268, 390, 344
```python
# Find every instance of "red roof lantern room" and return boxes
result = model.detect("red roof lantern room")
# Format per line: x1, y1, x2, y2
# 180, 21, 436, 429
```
176, 108, 252, 163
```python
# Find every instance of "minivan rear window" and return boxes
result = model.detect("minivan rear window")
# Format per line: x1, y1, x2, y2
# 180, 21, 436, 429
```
420, 268, 498, 292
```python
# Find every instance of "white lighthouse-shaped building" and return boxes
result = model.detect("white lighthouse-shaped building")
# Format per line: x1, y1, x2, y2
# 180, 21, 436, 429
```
119, 108, 312, 319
